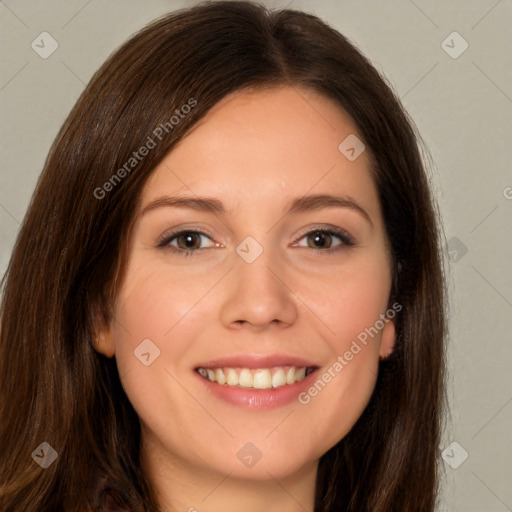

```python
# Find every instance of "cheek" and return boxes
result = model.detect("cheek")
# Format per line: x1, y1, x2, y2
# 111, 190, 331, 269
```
300, 252, 391, 356
109, 263, 215, 445
110, 261, 203, 374
293, 254, 390, 441
115, 255, 205, 330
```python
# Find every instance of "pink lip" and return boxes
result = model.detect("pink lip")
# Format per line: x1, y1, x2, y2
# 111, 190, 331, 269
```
196, 370, 319, 408
195, 353, 317, 370
194, 356, 319, 409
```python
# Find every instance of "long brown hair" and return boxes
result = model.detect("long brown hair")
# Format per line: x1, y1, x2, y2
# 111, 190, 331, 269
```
0, 1, 447, 510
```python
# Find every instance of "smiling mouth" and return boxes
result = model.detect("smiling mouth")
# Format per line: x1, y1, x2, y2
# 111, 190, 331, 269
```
195, 366, 317, 389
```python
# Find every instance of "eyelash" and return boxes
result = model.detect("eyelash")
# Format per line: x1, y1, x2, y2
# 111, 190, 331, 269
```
157, 227, 355, 257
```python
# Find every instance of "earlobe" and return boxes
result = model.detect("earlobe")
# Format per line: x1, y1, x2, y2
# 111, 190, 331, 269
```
94, 331, 116, 358
379, 318, 396, 360
92, 304, 116, 358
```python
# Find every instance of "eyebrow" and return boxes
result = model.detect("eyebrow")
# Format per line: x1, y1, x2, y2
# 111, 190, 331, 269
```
140, 193, 372, 226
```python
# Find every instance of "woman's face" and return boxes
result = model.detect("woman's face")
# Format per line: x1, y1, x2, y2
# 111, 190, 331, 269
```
96, 86, 395, 483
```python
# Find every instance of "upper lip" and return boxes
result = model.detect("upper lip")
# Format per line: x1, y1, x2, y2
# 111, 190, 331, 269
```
195, 354, 319, 370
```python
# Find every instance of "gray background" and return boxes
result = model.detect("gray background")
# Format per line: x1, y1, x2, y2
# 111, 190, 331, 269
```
1, 1, 511, 510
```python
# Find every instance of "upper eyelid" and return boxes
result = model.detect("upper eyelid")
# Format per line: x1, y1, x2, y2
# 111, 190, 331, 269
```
157, 228, 216, 248
157, 223, 215, 241
294, 224, 353, 240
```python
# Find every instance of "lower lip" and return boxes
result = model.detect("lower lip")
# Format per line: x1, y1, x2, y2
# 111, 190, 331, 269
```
196, 370, 319, 409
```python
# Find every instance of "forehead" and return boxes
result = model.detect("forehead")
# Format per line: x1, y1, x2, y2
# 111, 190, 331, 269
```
140, 86, 379, 216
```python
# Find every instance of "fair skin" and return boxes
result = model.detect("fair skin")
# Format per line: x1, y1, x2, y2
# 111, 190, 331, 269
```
96, 85, 395, 512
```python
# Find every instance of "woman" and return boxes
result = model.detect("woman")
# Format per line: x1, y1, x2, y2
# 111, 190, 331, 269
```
0, 1, 447, 511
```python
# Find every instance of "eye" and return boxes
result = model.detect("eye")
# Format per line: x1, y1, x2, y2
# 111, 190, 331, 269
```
293, 228, 354, 253
157, 230, 217, 255
157, 227, 354, 257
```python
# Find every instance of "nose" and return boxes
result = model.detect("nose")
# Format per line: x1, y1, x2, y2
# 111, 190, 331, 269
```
219, 248, 298, 331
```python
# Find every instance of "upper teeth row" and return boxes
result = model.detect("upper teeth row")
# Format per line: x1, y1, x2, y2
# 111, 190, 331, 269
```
197, 366, 308, 389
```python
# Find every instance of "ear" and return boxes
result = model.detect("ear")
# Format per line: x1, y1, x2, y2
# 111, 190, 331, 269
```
91, 303, 116, 358
379, 316, 396, 360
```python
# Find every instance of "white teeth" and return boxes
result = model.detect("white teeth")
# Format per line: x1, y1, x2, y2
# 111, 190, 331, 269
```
215, 368, 226, 385
239, 369, 253, 388
226, 368, 239, 386
253, 369, 272, 389
197, 365, 313, 389
272, 368, 286, 388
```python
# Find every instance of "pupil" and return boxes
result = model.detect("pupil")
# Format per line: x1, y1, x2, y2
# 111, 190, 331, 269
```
310, 231, 330, 248
179, 233, 200, 249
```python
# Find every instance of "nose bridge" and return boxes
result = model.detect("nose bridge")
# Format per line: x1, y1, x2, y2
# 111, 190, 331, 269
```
219, 237, 298, 328
237, 242, 281, 293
